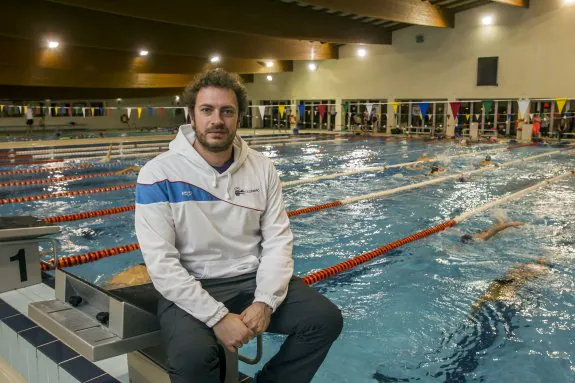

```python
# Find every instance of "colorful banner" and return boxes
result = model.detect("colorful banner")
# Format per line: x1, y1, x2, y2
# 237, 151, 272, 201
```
556, 98, 568, 114
317, 105, 326, 120
278, 105, 285, 118
365, 103, 373, 116
127, 108, 132, 119
137, 108, 142, 119
418, 102, 430, 120
482, 101, 494, 115
391, 102, 400, 114
465, 114, 470, 122
449, 102, 461, 119
517, 99, 530, 120
159, 108, 164, 118
148, 107, 153, 118
258, 105, 266, 119
298, 103, 305, 119
475, 114, 480, 121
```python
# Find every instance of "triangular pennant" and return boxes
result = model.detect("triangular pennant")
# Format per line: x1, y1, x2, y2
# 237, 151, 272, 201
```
298, 103, 305, 118
418, 102, 430, 120
24, 106, 28, 114
127, 108, 132, 118
318, 104, 327, 120
68, 107, 72, 117
278, 105, 285, 118
184, 107, 189, 122
148, 107, 153, 118
258, 105, 266, 119
517, 100, 530, 121
391, 102, 400, 114
449, 102, 461, 118
475, 114, 480, 121
343, 102, 349, 113
172, 108, 177, 118
556, 98, 568, 114
482, 101, 493, 115
90, 107, 94, 116
465, 114, 470, 121
159, 107, 164, 118
428, 114, 433, 120
365, 103, 374, 115
137, 107, 142, 119
82, 108, 86, 118
529, 113, 534, 121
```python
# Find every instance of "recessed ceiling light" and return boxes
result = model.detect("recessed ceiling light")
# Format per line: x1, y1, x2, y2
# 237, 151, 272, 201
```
210, 55, 221, 63
482, 15, 493, 25
139, 50, 149, 56
357, 48, 367, 57
265, 61, 274, 68
308, 62, 318, 71
47, 41, 59, 49
266, 75, 273, 81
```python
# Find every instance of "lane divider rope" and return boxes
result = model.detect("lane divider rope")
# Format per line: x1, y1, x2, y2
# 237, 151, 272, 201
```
0, 184, 135, 205
301, 169, 575, 285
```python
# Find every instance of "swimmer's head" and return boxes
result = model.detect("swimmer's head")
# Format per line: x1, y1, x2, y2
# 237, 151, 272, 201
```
485, 155, 491, 162
461, 234, 474, 243
430, 165, 439, 173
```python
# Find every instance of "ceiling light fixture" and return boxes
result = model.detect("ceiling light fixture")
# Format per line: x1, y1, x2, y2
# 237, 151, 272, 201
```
47, 40, 59, 49
210, 55, 221, 63
357, 48, 367, 57
139, 50, 149, 56
308, 62, 318, 71
482, 15, 493, 26
265, 61, 274, 68
266, 75, 273, 81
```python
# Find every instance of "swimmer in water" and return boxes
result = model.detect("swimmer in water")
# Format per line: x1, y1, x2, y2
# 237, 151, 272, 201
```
103, 264, 151, 290
407, 154, 432, 170
427, 165, 447, 176
461, 216, 524, 243
479, 155, 494, 167
115, 165, 141, 175
471, 257, 550, 315
100, 144, 113, 163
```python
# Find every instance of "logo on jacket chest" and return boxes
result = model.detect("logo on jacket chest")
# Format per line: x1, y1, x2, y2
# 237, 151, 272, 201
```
234, 187, 260, 196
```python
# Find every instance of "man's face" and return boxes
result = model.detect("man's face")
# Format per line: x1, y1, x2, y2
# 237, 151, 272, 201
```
192, 87, 240, 152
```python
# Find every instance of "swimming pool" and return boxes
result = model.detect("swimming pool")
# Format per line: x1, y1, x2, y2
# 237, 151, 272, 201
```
1, 137, 574, 382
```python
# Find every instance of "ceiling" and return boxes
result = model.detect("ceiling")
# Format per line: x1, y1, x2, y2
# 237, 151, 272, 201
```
0, 0, 528, 100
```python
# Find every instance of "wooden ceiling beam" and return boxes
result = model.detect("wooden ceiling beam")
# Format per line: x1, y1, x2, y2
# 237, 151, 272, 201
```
0, 36, 293, 76
301, 0, 454, 28
490, 0, 529, 7
44, 0, 392, 45
0, 0, 337, 60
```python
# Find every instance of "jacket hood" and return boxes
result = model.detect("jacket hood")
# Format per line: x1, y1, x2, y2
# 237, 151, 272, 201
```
168, 124, 249, 199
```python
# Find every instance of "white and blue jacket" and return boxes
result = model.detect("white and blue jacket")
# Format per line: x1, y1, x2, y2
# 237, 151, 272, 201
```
135, 125, 294, 327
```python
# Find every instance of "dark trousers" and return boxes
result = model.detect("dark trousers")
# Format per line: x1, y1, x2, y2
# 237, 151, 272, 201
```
157, 272, 343, 383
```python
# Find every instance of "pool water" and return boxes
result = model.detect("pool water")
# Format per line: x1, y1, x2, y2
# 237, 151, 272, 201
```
1, 137, 574, 382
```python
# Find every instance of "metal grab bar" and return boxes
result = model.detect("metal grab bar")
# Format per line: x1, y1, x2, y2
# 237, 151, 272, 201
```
238, 335, 263, 365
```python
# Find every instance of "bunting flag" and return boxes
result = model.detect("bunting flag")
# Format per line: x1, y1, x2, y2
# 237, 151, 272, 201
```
278, 105, 285, 118
391, 102, 400, 114
24, 106, 28, 114
89, 107, 94, 116
148, 107, 153, 118
159, 108, 164, 118
1, 105, 4, 113
343, 102, 349, 113
449, 102, 461, 119
68, 107, 73, 117
18, 106, 22, 114
365, 103, 374, 115
517, 100, 530, 121
172, 108, 177, 118
257, 105, 265, 119
507, 114, 512, 120
82, 108, 86, 118
465, 114, 470, 122
137, 108, 142, 119
475, 114, 480, 121
418, 102, 430, 120
318, 104, 327, 120
482, 101, 494, 115
127, 108, 132, 118
529, 113, 534, 122
428, 114, 433, 120
298, 103, 305, 118
556, 98, 568, 114
184, 107, 189, 122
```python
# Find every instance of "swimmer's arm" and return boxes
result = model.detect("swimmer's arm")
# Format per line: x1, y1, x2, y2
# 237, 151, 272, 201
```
475, 221, 524, 241
135, 169, 228, 328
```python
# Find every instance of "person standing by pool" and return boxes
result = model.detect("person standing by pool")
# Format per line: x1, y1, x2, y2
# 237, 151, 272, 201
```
135, 69, 343, 383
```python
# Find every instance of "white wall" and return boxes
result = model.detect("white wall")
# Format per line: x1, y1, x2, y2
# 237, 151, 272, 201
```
245, 0, 575, 102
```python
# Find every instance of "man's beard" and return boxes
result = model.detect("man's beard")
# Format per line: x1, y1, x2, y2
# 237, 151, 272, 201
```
192, 122, 236, 153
